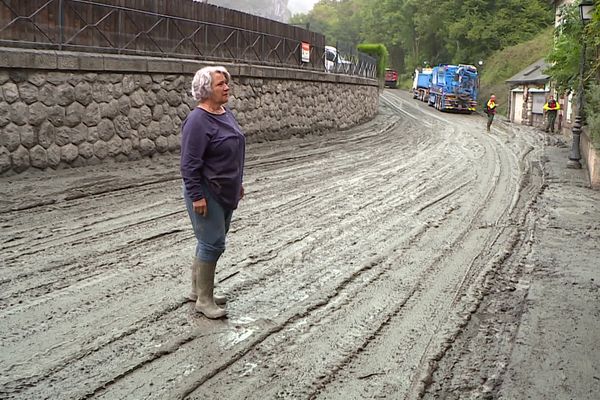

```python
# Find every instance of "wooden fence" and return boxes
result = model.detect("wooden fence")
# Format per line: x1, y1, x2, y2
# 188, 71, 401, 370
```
0, 0, 327, 69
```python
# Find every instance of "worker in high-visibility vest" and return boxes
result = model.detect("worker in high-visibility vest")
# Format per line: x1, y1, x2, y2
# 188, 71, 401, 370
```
485, 95, 497, 132
543, 95, 561, 133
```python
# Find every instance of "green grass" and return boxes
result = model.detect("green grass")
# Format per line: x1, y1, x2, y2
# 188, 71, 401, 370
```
479, 27, 554, 116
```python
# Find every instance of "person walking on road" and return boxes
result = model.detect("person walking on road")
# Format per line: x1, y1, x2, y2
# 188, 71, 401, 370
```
543, 95, 561, 133
485, 94, 497, 132
180, 66, 246, 319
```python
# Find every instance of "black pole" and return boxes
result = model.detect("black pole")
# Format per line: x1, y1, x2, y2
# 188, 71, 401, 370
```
567, 41, 586, 169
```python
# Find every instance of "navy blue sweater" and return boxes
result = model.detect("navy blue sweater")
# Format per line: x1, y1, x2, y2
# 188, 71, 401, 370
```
180, 107, 246, 210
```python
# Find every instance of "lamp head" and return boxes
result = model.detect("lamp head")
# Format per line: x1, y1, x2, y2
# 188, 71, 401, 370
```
579, 0, 595, 24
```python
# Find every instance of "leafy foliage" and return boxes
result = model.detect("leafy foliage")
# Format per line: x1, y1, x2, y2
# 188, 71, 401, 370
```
544, 4, 584, 94
585, 83, 600, 148
584, 6, 600, 147
291, 0, 554, 73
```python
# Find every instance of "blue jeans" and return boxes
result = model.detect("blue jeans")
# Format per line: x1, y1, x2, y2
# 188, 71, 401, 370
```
183, 184, 233, 263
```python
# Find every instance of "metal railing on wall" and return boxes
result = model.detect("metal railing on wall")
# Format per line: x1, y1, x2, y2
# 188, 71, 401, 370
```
0, 0, 376, 78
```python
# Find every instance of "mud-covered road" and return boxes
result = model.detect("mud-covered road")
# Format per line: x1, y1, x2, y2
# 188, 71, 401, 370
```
1, 89, 551, 399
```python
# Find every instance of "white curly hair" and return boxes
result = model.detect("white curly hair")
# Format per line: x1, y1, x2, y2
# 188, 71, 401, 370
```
191, 66, 231, 102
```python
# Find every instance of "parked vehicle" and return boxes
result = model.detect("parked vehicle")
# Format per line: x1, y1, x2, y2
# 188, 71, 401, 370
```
412, 67, 433, 101
325, 45, 352, 73
384, 68, 398, 88
427, 64, 479, 113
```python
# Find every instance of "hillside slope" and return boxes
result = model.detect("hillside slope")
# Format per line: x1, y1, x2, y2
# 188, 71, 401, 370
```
479, 27, 553, 116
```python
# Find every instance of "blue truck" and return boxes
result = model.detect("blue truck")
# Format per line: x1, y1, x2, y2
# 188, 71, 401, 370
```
427, 64, 479, 113
412, 67, 433, 102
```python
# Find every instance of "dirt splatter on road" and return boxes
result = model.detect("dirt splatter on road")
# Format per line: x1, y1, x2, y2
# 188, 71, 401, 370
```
1, 90, 597, 399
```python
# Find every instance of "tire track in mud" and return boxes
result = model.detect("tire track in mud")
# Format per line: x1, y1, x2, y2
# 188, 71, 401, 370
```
175, 95, 531, 399
0, 90, 544, 400
0, 103, 412, 399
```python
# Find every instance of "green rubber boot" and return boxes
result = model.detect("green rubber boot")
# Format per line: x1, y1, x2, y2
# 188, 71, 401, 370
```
194, 260, 227, 319
188, 258, 226, 305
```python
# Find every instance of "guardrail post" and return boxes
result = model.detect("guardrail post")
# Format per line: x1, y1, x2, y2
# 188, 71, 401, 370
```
58, 0, 64, 50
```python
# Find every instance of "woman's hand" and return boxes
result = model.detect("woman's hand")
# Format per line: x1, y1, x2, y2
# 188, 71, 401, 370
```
193, 198, 207, 216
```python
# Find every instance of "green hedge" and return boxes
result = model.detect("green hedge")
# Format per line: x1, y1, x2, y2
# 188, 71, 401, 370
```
357, 43, 389, 80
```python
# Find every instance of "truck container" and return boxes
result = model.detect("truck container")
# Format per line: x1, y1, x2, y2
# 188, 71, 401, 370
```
427, 64, 479, 113
384, 68, 398, 88
412, 68, 433, 101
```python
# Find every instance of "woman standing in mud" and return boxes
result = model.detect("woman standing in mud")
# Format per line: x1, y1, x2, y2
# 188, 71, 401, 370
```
180, 66, 245, 319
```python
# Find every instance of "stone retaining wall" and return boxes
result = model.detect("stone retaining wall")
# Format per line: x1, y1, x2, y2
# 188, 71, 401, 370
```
0, 48, 379, 176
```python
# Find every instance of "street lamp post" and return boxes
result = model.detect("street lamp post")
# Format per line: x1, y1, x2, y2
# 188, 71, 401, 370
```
568, 0, 595, 169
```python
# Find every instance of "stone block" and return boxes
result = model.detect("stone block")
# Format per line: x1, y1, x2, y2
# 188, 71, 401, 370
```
29, 144, 48, 169
46, 143, 60, 168
72, 124, 88, 145
97, 119, 116, 141
147, 120, 161, 140
11, 145, 30, 172
122, 75, 137, 95
114, 115, 131, 139
0, 123, 21, 152
56, 83, 75, 107
2, 82, 19, 103
0, 146, 10, 174
159, 115, 174, 136
28, 102, 48, 126
139, 138, 155, 156
100, 100, 119, 119
155, 135, 168, 153
60, 143, 79, 162
152, 104, 164, 122
37, 121, 56, 149
118, 96, 131, 115
139, 105, 153, 126
167, 134, 180, 152
9, 102, 29, 126
130, 89, 145, 108
0, 101, 10, 127
149, 59, 183, 74
20, 125, 36, 149
166, 90, 182, 107
47, 105, 65, 126
5, 49, 57, 69
79, 53, 104, 71
122, 138, 132, 155
74, 81, 93, 106
78, 141, 93, 159
124, 108, 141, 131
65, 102, 84, 127
93, 140, 108, 159
103, 55, 147, 72
57, 53, 80, 70
55, 126, 72, 146
39, 84, 58, 106
82, 103, 100, 127
107, 135, 122, 157
92, 82, 113, 104
18, 82, 39, 104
